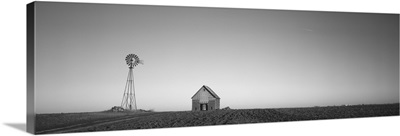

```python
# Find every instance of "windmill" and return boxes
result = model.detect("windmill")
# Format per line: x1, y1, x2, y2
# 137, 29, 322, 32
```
121, 54, 143, 111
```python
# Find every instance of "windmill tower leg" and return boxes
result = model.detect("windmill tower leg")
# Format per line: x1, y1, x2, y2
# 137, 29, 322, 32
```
121, 68, 137, 111
132, 71, 137, 110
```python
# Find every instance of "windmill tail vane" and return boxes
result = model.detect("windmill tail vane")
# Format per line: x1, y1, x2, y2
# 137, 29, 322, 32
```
138, 59, 144, 65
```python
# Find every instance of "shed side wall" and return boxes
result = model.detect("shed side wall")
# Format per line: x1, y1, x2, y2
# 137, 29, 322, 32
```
192, 100, 200, 111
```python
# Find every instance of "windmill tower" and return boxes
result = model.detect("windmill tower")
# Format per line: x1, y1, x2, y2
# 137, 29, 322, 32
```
121, 54, 143, 111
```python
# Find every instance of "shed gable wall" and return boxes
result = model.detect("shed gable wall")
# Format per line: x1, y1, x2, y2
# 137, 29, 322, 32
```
192, 87, 215, 102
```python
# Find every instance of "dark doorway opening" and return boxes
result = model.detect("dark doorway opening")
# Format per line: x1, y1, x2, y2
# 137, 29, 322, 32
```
200, 104, 208, 111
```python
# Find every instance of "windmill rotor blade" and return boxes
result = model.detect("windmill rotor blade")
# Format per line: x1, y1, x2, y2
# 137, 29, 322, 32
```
125, 53, 142, 67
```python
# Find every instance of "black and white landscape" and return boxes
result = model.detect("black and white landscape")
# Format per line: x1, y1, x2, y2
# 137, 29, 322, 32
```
28, 1, 399, 134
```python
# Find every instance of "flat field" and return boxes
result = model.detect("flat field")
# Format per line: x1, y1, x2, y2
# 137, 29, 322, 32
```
35, 103, 399, 134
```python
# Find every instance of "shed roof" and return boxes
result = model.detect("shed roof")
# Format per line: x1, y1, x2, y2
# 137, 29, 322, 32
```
191, 85, 220, 99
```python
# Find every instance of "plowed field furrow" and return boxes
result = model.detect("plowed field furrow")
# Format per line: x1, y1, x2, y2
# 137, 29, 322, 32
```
36, 104, 399, 134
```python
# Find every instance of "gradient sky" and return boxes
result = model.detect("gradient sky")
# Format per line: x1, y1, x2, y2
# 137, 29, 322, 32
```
34, 2, 399, 113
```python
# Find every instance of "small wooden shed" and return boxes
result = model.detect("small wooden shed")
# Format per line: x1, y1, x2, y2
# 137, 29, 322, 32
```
191, 85, 220, 111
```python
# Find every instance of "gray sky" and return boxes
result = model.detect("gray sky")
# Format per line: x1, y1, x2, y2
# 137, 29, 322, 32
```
34, 2, 399, 113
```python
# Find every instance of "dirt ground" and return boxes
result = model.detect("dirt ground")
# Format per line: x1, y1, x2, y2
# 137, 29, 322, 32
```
35, 103, 399, 134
